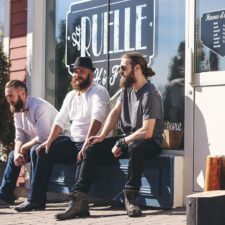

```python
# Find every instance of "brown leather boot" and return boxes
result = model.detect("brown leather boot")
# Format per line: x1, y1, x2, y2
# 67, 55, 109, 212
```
55, 192, 90, 220
124, 190, 142, 217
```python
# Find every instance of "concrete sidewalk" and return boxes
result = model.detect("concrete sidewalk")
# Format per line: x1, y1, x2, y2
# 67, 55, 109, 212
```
0, 201, 186, 225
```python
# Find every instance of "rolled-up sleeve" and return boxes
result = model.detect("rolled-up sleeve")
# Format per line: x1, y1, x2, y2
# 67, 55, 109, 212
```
14, 116, 27, 143
91, 87, 110, 123
34, 104, 57, 143
53, 93, 71, 131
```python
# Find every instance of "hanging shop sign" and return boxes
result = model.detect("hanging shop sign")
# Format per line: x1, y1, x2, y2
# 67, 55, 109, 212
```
66, 0, 155, 97
201, 9, 225, 57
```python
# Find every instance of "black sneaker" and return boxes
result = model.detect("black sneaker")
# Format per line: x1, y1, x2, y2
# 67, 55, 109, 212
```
14, 200, 45, 212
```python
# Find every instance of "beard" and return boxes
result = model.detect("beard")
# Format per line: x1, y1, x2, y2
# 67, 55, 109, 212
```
71, 73, 91, 91
120, 70, 136, 88
10, 96, 24, 113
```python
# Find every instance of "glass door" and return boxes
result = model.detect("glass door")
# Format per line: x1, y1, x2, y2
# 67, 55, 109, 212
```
186, 0, 225, 193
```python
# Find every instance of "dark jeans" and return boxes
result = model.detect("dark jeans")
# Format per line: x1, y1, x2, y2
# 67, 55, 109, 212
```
0, 136, 82, 204
73, 136, 162, 193
0, 151, 22, 203
28, 136, 82, 205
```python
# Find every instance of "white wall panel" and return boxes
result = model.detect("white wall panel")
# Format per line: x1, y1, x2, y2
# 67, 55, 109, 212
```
194, 85, 225, 191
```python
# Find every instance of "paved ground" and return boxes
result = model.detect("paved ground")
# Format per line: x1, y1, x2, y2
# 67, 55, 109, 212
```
0, 200, 186, 225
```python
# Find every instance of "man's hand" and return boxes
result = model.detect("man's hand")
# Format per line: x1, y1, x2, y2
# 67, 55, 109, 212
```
77, 140, 91, 161
20, 143, 30, 155
88, 135, 105, 145
14, 152, 26, 167
77, 135, 105, 161
112, 145, 122, 158
35, 140, 51, 156
112, 138, 127, 158
77, 147, 85, 161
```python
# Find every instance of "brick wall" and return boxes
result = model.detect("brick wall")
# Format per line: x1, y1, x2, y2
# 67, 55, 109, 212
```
9, 0, 28, 190
9, 0, 27, 81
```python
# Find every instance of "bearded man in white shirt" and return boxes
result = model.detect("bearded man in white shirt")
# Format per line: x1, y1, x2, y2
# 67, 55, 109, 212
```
0, 80, 58, 207
15, 57, 110, 212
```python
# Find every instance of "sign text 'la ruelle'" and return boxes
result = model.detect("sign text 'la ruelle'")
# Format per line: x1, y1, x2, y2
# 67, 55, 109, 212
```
66, 0, 155, 97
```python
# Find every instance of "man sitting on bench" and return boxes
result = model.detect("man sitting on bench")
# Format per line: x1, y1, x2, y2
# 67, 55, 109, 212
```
55, 52, 164, 220
15, 57, 110, 212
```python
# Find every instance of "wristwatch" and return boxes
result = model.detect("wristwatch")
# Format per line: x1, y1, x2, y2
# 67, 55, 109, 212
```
115, 138, 128, 150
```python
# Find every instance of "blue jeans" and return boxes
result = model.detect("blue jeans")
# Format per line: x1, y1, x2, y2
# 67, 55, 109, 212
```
27, 136, 82, 205
0, 151, 23, 203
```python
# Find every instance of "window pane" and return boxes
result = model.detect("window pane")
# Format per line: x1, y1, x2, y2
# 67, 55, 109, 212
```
155, 0, 185, 150
195, 0, 225, 73
45, 0, 77, 109
46, 0, 185, 150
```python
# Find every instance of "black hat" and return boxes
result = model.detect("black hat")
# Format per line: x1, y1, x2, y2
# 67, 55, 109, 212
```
72, 57, 95, 71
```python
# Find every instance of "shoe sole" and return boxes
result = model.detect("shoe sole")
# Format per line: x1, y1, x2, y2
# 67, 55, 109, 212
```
15, 207, 45, 212
55, 211, 90, 220
0, 205, 10, 209
127, 211, 142, 217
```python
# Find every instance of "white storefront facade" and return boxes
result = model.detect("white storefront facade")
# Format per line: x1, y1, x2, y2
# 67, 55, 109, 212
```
1, 0, 225, 205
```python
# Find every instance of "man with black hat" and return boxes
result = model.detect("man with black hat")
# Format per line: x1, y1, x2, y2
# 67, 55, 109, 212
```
15, 57, 110, 212
55, 52, 163, 220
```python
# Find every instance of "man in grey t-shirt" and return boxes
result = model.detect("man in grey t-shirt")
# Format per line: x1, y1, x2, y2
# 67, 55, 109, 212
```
119, 81, 163, 148
55, 52, 163, 220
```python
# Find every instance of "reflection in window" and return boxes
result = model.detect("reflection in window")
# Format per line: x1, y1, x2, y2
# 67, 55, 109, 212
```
163, 42, 184, 149
195, 0, 225, 73
45, 0, 185, 150
153, 0, 185, 150
45, 0, 75, 109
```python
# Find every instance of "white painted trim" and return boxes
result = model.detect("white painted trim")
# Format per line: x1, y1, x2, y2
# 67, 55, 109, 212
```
29, 0, 46, 98
2, 0, 10, 56
26, 0, 33, 94
184, 0, 195, 197
44, 0, 56, 105
173, 156, 184, 207
192, 71, 225, 86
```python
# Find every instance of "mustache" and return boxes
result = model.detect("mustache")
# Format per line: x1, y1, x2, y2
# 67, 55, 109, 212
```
71, 75, 91, 91
9, 97, 24, 113
73, 77, 84, 81
119, 72, 136, 88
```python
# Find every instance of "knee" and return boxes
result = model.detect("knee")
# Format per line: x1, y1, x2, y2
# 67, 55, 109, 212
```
128, 142, 143, 157
128, 146, 139, 156
83, 144, 97, 160
8, 151, 15, 162
30, 144, 39, 160
83, 147, 92, 159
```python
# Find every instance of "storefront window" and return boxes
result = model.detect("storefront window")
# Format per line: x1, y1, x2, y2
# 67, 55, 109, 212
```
195, 0, 225, 73
0, 0, 4, 45
45, 0, 185, 150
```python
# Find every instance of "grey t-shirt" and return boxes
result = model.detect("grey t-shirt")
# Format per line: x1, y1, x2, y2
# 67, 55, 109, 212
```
119, 81, 164, 147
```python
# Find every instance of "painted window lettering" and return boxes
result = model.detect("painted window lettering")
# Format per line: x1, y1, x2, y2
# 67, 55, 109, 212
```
66, 0, 155, 98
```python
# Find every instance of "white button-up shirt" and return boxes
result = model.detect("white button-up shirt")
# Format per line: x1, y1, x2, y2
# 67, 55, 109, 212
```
54, 83, 110, 142
14, 96, 58, 143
